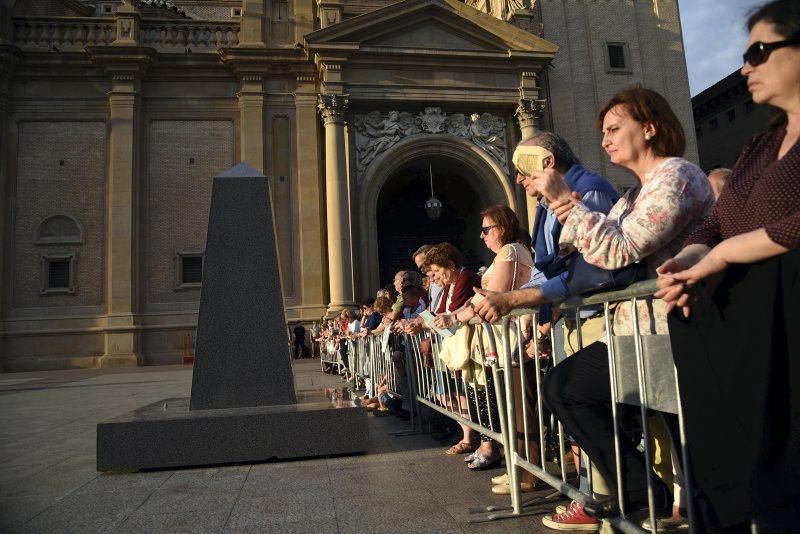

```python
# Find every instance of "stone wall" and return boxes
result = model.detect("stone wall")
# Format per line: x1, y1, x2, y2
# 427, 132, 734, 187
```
145, 119, 235, 308
12, 121, 106, 311
540, 0, 697, 189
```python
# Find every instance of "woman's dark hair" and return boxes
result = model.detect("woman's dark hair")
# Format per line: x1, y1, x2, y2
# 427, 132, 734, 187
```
480, 205, 529, 246
597, 86, 686, 158
747, 0, 800, 36
747, 1, 800, 126
424, 242, 463, 270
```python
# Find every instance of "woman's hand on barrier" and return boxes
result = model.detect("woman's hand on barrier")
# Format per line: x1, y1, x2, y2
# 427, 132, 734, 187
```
471, 288, 512, 323
433, 313, 455, 329
404, 318, 424, 334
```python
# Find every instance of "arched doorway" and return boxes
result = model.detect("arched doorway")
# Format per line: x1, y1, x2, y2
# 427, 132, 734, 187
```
376, 160, 490, 285
356, 134, 517, 297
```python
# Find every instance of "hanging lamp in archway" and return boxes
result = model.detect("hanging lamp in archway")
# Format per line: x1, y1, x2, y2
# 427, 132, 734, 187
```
424, 163, 443, 220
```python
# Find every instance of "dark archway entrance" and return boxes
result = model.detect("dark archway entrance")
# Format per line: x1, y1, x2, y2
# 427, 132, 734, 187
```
376, 159, 492, 287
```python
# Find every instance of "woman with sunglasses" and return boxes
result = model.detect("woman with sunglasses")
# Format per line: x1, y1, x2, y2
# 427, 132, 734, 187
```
656, 1, 800, 530
434, 205, 533, 471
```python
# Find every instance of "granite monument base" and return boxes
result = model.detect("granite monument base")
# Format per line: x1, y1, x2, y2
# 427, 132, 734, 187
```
97, 393, 367, 472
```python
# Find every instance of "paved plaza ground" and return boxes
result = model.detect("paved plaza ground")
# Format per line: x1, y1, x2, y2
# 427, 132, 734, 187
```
0, 359, 572, 533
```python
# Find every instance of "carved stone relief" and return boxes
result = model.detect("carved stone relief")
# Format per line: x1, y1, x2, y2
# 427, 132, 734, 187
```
352, 107, 509, 182
464, 0, 527, 21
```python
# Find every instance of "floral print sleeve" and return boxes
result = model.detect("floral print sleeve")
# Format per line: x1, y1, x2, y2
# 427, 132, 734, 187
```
559, 158, 715, 276
558, 158, 715, 335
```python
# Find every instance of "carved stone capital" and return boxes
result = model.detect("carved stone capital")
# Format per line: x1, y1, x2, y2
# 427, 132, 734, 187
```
318, 93, 349, 125
515, 98, 546, 130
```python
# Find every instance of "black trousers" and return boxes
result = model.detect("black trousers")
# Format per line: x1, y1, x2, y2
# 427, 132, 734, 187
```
542, 341, 649, 497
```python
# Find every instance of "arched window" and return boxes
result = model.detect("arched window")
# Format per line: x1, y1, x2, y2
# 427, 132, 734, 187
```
35, 215, 83, 245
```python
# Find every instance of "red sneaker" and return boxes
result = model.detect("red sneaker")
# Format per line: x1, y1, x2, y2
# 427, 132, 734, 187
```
541, 501, 601, 531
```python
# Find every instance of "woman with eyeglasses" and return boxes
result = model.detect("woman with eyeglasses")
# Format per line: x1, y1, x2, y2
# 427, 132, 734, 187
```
656, 1, 800, 530
434, 205, 532, 472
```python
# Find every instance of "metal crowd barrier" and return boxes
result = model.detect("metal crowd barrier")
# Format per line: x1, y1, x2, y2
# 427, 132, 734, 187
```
324, 279, 691, 533
318, 337, 344, 375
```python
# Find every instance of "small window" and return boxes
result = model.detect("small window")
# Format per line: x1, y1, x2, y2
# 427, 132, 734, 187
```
231, 7, 242, 17
726, 109, 736, 122
36, 215, 83, 245
605, 42, 631, 73
103, 4, 112, 13
40, 254, 77, 295
175, 250, 204, 289
745, 100, 755, 113
695, 126, 702, 139
710, 118, 719, 131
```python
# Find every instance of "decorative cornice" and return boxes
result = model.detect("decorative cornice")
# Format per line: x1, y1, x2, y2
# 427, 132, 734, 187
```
86, 46, 156, 79
218, 47, 307, 76
317, 93, 349, 125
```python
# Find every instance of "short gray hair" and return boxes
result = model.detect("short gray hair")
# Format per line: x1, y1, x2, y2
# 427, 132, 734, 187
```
520, 131, 580, 171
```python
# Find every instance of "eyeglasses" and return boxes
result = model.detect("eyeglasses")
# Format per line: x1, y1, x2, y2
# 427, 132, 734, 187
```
480, 224, 499, 236
743, 37, 800, 67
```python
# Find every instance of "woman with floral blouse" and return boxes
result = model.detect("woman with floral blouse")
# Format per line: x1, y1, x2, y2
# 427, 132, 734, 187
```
530, 87, 715, 523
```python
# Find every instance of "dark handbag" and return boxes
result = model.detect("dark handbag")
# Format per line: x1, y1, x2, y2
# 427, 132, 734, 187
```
563, 252, 647, 299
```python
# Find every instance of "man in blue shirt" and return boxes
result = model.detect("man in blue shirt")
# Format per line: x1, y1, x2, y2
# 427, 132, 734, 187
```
474, 132, 619, 531
483, 132, 618, 316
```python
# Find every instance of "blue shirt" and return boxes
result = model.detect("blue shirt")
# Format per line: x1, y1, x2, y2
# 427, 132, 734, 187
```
538, 190, 616, 303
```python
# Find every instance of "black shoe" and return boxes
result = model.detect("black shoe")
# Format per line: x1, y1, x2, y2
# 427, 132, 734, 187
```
584, 482, 670, 519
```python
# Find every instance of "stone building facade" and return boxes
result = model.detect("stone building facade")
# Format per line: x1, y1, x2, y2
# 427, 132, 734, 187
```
0, 0, 697, 371
692, 68, 773, 172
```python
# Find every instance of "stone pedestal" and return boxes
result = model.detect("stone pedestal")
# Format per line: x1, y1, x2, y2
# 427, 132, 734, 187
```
96, 163, 367, 471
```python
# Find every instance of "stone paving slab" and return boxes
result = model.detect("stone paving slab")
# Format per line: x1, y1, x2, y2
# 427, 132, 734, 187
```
0, 360, 567, 533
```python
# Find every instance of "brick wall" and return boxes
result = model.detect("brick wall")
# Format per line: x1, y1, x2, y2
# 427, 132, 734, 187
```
12, 121, 106, 310
145, 119, 234, 306
540, 0, 697, 189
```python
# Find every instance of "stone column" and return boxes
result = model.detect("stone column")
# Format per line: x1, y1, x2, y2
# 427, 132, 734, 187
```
515, 80, 547, 227
101, 72, 143, 367
317, 93, 355, 314
0, 46, 19, 373
87, 44, 154, 367
239, 0, 266, 47
237, 75, 265, 173
293, 76, 327, 320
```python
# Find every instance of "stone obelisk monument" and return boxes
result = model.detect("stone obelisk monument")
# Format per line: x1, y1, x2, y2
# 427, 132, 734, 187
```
96, 163, 367, 472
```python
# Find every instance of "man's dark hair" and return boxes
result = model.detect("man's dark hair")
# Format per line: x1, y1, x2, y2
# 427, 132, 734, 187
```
361, 297, 376, 308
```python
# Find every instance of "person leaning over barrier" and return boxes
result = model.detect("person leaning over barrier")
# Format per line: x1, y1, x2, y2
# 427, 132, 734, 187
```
656, 1, 800, 529
481, 86, 714, 522
475, 132, 619, 529
435, 206, 533, 472
413, 244, 444, 313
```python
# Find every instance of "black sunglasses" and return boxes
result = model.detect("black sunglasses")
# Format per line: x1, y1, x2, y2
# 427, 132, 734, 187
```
480, 224, 499, 235
743, 37, 800, 67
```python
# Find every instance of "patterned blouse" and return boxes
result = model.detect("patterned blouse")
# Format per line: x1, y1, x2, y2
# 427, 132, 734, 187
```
559, 157, 715, 335
686, 126, 800, 249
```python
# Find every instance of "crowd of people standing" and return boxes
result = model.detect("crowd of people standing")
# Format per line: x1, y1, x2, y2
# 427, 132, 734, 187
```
312, 1, 799, 530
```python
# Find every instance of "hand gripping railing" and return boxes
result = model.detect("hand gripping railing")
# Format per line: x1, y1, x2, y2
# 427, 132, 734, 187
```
490, 280, 692, 532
